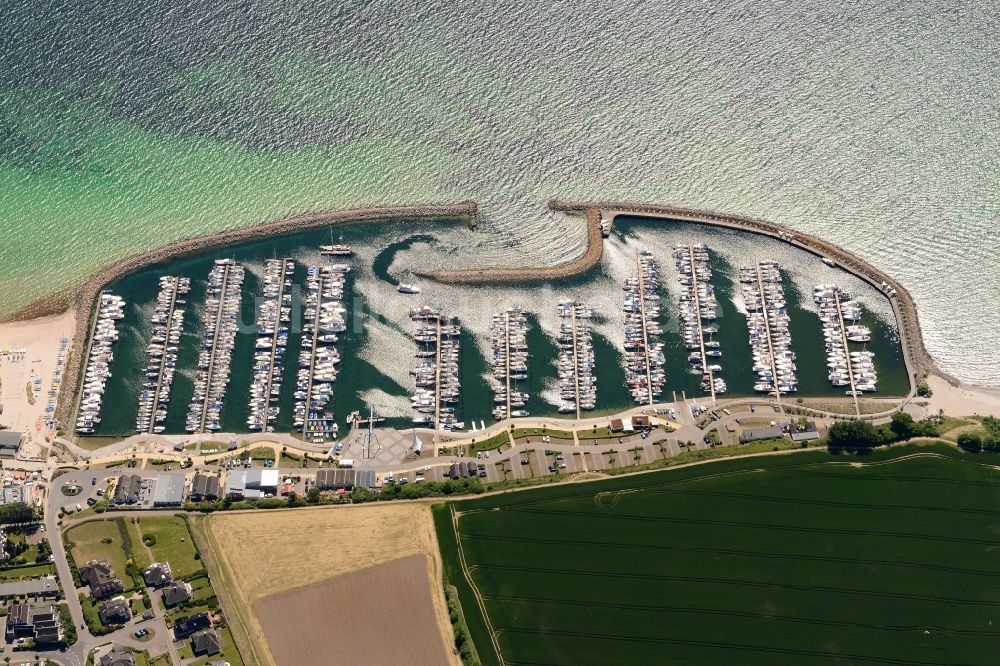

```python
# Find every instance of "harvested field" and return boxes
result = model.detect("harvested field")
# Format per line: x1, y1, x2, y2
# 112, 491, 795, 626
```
437, 444, 1000, 666
256, 554, 451, 665
197, 503, 457, 666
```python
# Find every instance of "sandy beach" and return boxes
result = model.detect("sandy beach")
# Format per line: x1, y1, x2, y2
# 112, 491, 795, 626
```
924, 374, 1000, 418
0, 311, 75, 456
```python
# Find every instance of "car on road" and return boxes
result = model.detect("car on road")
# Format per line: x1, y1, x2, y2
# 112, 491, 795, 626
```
86, 497, 96, 506
134, 629, 149, 639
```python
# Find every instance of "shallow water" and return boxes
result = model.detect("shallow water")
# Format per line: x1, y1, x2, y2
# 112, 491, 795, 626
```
1, 0, 996, 385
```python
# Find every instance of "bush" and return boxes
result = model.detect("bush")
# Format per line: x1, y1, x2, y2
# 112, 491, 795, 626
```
142, 535, 157, 547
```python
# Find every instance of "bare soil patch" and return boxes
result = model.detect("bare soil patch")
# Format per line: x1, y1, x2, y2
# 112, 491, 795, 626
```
198, 503, 456, 666
256, 554, 452, 665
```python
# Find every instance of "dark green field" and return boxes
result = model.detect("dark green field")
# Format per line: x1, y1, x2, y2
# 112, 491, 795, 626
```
434, 445, 1000, 665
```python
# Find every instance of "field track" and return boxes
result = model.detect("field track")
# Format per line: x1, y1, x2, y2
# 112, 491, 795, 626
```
435, 445, 1000, 666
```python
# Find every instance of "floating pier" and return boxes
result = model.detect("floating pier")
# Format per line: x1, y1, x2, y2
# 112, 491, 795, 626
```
623, 252, 665, 405
294, 264, 348, 442
740, 261, 797, 401
247, 259, 294, 432
557, 300, 595, 418
410, 308, 462, 430
673, 244, 725, 399
136, 276, 190, 433
814, 284, 878, 414
490, 308, 529, 420
185, 259, 245, 433
75, 291, 126, 434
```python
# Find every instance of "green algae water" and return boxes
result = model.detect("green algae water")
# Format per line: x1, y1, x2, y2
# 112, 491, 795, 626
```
84, 219, 908, 437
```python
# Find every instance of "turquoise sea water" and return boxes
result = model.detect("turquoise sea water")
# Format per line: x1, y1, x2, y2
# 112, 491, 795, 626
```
0, 0, 996, 385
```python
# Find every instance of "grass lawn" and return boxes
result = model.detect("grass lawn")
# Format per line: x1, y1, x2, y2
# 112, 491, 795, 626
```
437, 443, 1000, 666
72, 436, 124, 451
138, 516, 204, 579
125, 519, 151, 569
465, 432, 511, 458
64, 519, 134, 591
149, 655, 171, 666
0, 563, 56, 581
245, 447, 275, 461
511, 427, 575, 440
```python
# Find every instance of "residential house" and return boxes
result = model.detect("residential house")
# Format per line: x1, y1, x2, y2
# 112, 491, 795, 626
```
79, 560, 124, 599
173, 611, 211, 640
191, 628, 222, 656
99, 648, 137, 666
141, 562, 172, 587
5, 601, 62, 644
112, 475, 143, 505
162, 580, 193, 608
98, 596, 131, 626
190, 473, 221, 501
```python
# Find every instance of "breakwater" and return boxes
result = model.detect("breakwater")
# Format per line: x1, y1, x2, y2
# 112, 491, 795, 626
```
421, 200, 943, 391
50, 202, 477, 429
413, 205, 605, 284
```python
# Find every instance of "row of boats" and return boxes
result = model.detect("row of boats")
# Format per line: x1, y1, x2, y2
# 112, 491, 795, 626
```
410, 306, 463, 430
813, 284, 878, 394
556, 300, 596, 413
623, 252, 666, 404
184, 259, 245, 432
294, 264, 349, 442
672, 244, 727, 395
135, 276, 191, 433
76, 292, 126, 434
489, 308, 530, 420
739, 262, 798, 394
247, 259, 294, 432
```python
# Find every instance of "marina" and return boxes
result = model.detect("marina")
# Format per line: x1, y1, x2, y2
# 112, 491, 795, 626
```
75, 292, 126, 434
63, 219, 910, 438
739, 261, 797, 399
410, 307, 463, 430
247, 259, 294, 432
623, 252, 665, 405
490, 308, 530, 420
294, 264, 348, 442
672, 243, 726, 399
135, 276, 191, 433
557, 300, 596, 418
185, 259, 245, 433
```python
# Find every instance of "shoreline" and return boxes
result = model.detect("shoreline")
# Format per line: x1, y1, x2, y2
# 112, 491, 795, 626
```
38, 202, 478, 428
421, 199, 954, 392
4, 198, 986, 431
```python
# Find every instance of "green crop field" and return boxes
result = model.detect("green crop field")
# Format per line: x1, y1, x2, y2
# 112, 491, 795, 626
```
435, 445, 1000, 665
